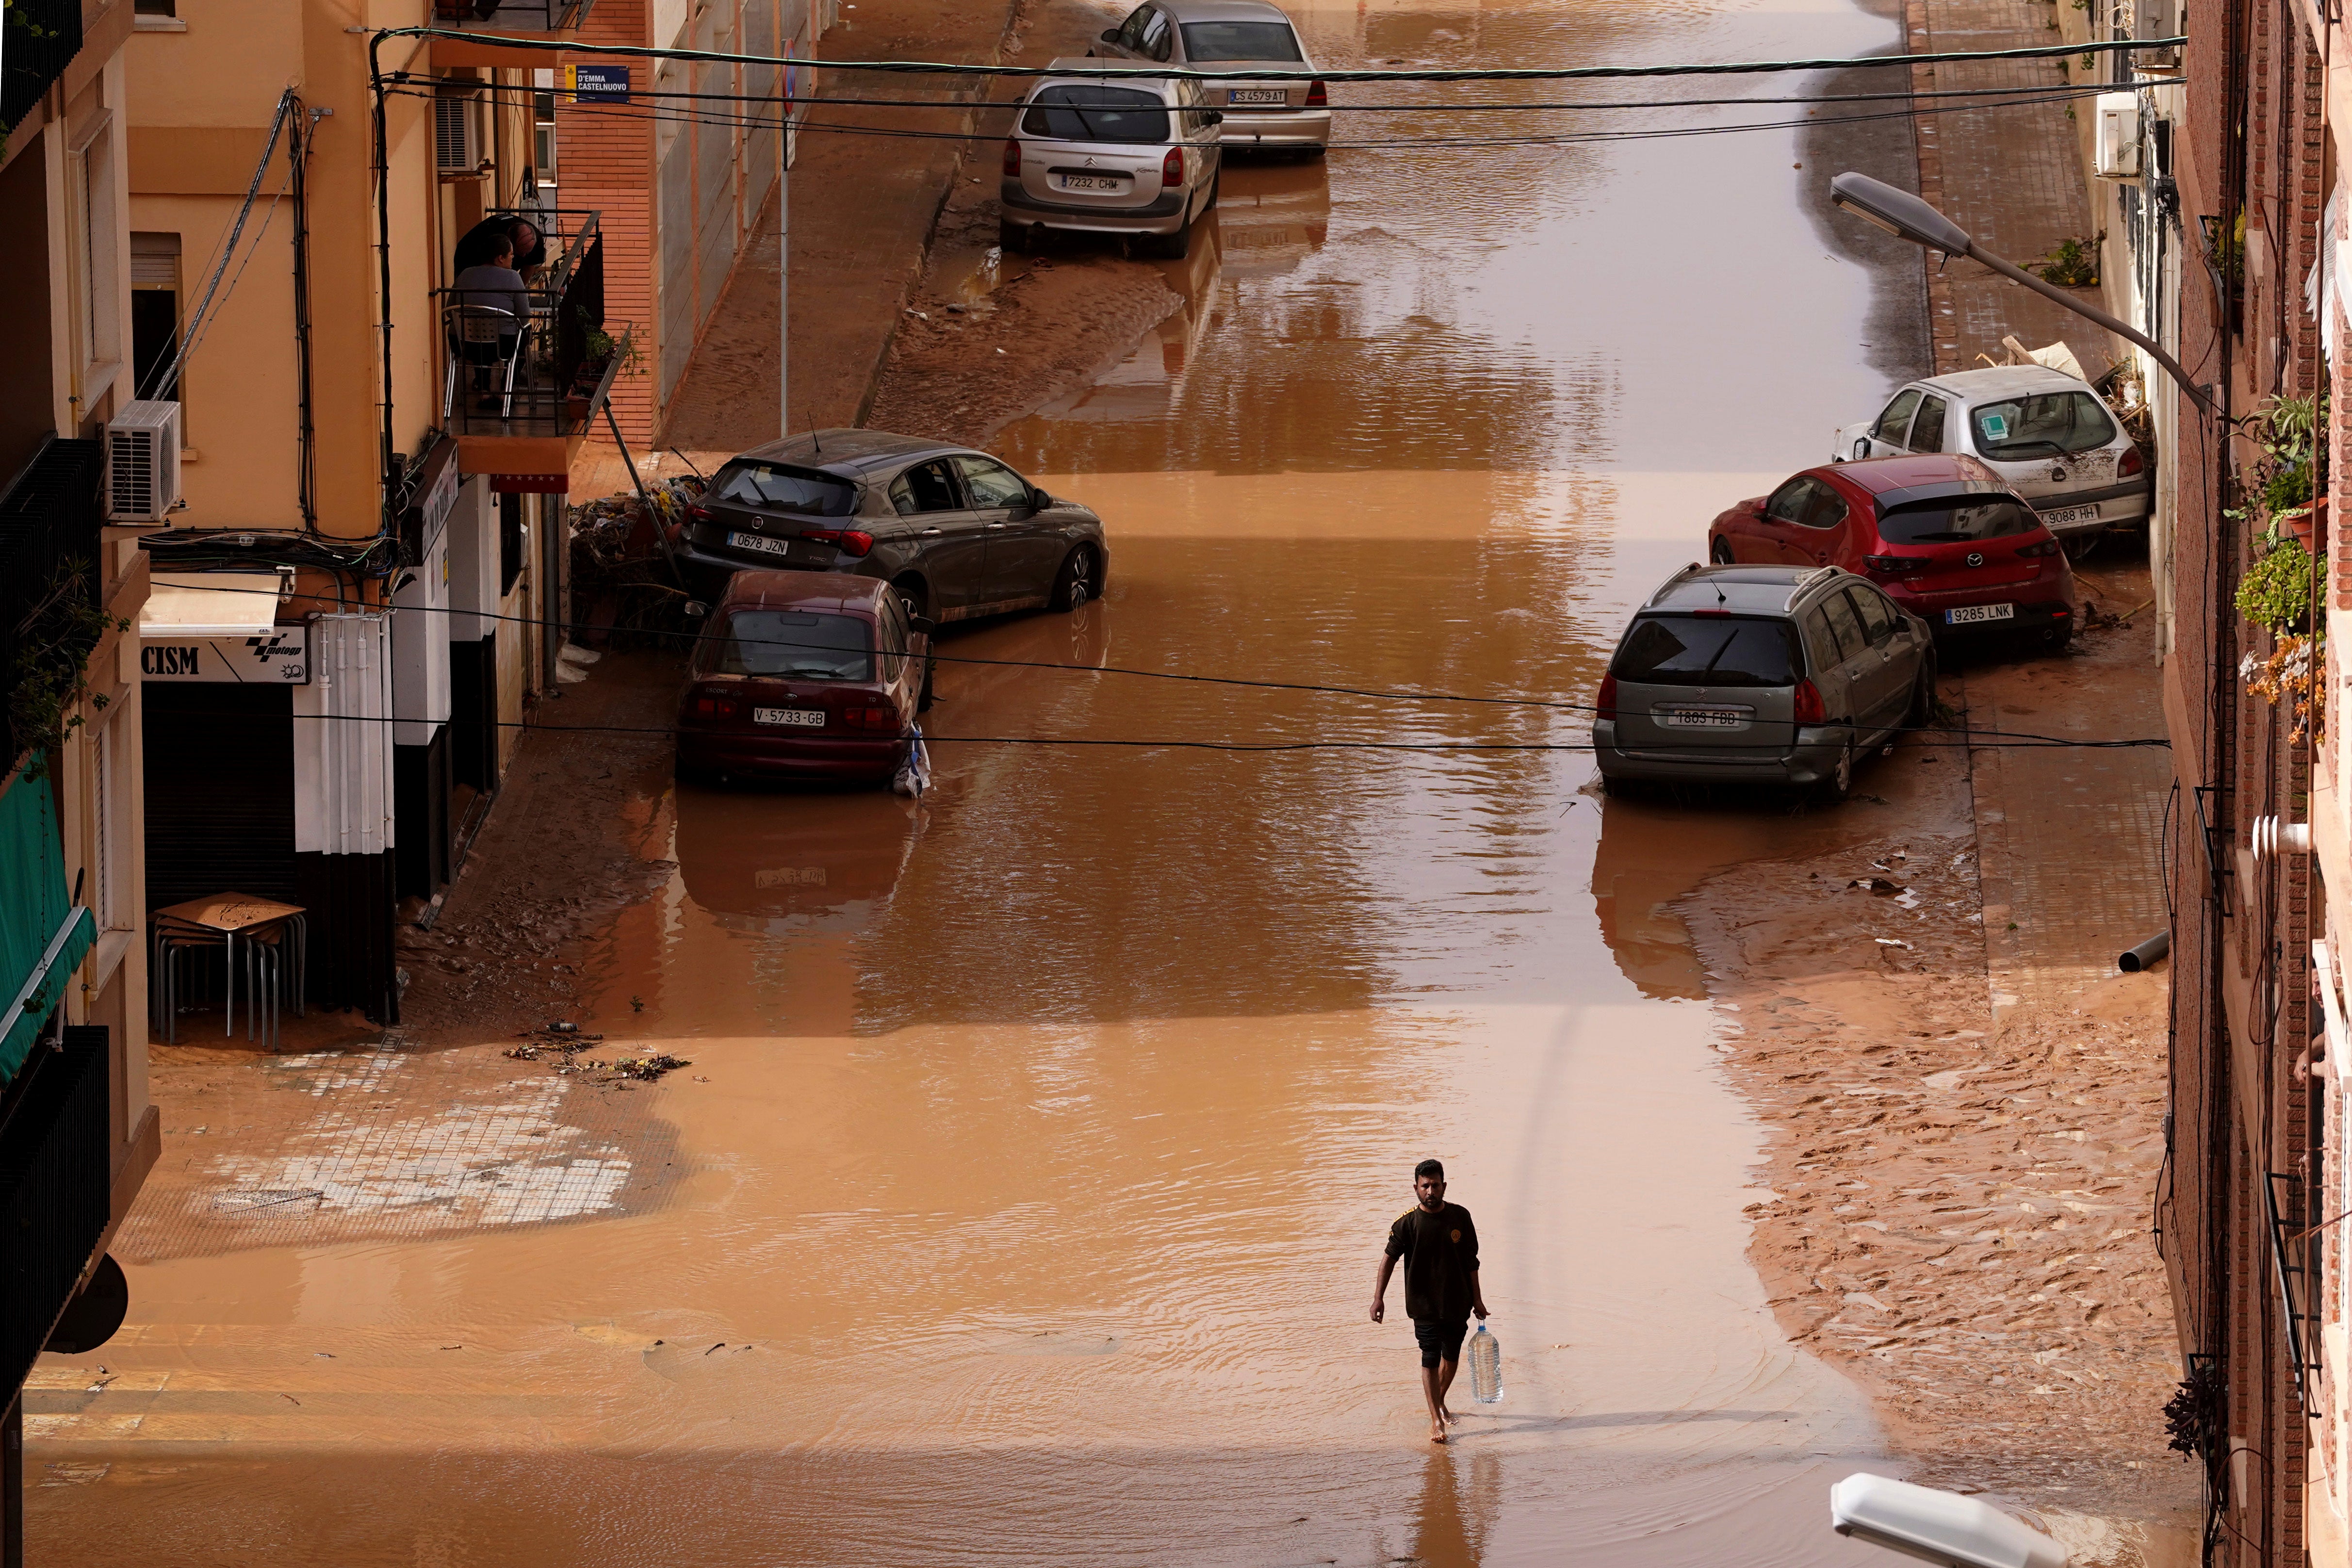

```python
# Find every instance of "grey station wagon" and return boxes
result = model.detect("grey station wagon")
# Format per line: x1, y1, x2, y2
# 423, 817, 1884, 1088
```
673, 430, 1108, 624
1593, 564, 1936, 800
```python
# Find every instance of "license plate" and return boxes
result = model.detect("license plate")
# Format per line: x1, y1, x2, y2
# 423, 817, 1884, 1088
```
2039, 504, 2100, 528
753, 708, 825, 727
1227, 88, 1286, 104
1946, 603, 2016, 625
728, 531, 792, 557
1055, 174, 1127, 192
1660, 708, 1745, 728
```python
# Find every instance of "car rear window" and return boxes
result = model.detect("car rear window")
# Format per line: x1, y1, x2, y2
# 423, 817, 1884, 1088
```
706, 610, 873, 681
1612, 616, 1799, 688
708, 462, 858, 518
1180, 21, 1304, 61
1969, 391, 2118, 459
1021, 85, 1171, 144
1876, 497, 2038, 544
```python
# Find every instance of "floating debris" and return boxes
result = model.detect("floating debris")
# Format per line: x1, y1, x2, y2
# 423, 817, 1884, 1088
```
1849, 877, 1906, 896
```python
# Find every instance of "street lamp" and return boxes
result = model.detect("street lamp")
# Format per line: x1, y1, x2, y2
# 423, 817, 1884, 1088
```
1829, 1473, 2070, 1568
1829, 171, 2215, 417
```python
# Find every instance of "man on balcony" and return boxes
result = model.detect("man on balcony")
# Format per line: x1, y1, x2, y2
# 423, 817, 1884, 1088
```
452, 233, 533, 409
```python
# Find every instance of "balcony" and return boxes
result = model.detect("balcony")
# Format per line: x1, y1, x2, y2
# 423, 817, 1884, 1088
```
0, 439, 105, 776
430, 0, 596, 30
437, 210, 627, 460
1, 0, 82, 135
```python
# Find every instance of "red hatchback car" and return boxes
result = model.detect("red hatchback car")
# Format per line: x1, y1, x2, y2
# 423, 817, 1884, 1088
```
676, 570, 930, 785
1706, 454, 2076, 645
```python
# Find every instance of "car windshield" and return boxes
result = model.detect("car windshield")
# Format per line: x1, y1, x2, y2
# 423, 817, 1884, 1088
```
1612, 616, 1799, 689
1022, 85, 1171, 144
707, 610, 873, 681
1180, 21, 1303, 60
708, 462, 857, 518
1877, 497, 2039, 544
1969, 391, 2118, 459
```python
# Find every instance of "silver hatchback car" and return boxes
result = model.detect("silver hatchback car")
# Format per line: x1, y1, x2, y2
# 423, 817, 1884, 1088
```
1593, 565, 1936, 799
1001, 63, 1225, 257
1090, 0, 1333, 152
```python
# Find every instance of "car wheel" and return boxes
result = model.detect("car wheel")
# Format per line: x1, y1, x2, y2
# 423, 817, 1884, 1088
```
1050, 544, 1099, 612
1146, 206, 1193, 260
2061, 530, 2101, 563
893, 575, 931, 621
1204, 174, 1221, 212
1907, 650, 1940, 728
1710, 536, 1735, 565
998, 218, 1029, 254
1817, 742, 1856, 805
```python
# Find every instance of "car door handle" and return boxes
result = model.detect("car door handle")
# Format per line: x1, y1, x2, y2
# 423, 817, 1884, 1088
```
986, 523, 1008, 531
919, 527, 942, 536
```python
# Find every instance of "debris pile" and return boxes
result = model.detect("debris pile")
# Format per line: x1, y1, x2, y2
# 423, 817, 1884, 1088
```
569, 473, 707, 645
504, 1028, 691, 1083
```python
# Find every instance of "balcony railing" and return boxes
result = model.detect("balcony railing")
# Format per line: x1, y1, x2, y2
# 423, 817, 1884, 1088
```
2, 0, 82, 135
437, 209, 625, 441
430, 0, 596, 31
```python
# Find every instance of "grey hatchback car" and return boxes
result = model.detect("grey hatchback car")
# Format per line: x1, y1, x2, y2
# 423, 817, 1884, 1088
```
1593, 565, 1936, 799
671, 430, 1108, 624
1001, 62, 1225, 257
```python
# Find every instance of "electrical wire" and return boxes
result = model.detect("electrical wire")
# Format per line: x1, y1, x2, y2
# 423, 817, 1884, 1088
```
141, 572, 2170, 745
382, 25, 2184, 83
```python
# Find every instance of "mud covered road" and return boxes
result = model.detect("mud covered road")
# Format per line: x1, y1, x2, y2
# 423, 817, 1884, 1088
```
32, 0, 2195, 1562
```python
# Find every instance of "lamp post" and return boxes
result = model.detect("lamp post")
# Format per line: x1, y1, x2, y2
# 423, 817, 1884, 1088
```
1828, 171, 2215, 417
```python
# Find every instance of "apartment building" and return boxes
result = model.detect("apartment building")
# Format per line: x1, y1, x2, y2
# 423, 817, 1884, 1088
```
124, 0, 629, 1021
0, 0, 161, 1551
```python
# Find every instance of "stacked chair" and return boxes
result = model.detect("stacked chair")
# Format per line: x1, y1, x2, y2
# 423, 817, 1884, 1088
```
149, 899, 308, 1049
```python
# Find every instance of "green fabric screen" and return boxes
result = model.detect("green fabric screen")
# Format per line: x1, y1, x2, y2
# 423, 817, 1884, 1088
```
0, 771, 94, 1079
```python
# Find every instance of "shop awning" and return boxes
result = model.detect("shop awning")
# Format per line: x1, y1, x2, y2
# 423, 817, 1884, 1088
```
0, 771, 94, 1079
141, 572, 286, 638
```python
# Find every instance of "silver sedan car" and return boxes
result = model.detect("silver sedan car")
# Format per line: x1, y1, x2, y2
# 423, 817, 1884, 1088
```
1090, 0, 1333, 152
1593, 564, 1936, 800
1001, 63, 1225, 257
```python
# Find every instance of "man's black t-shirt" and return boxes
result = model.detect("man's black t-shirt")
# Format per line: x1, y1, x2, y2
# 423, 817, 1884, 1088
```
1386, 1202, 1479, 1323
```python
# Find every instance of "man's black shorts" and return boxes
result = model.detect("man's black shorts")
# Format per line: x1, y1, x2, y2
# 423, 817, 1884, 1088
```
1413, 1317, 1469, 1369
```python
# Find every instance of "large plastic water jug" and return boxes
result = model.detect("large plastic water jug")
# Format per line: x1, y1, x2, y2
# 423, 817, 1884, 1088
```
1468, 1322, 1502, 1404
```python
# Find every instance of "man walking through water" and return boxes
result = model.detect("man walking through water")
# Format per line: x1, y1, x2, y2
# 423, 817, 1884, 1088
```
1371, 1158, 1487, 1444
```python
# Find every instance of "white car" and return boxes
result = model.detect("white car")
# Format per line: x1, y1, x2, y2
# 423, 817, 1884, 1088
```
1832, 365, 2151, 551
1090, 0, 1332, 152
1000, 63, 1225, 258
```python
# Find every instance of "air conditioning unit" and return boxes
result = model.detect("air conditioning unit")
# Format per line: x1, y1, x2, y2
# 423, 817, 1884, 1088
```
105, 400, 182, 523
434, 94, 480, 176
2133, 0, 2181, 67
2095, 92, 2143, 180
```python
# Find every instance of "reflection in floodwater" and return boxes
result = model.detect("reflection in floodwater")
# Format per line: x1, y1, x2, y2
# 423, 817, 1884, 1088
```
1413, 1448, 1502, 1568
674, 786, 924, 938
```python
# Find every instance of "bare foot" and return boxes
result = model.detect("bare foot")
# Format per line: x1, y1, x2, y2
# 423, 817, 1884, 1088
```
1430, 1419, 1448, 1444
1442, 1405, 1461, 1424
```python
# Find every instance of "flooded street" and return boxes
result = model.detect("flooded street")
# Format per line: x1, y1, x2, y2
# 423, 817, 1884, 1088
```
34, 0, 2068, 1562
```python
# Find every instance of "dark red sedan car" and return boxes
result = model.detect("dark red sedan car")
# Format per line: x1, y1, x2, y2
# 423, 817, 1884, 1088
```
1706, 454, 2075, 645
676, 570, 930, 785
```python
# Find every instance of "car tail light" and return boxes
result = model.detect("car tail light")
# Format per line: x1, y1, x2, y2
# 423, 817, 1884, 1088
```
1597, 673, 1618, 719
1004, 137, 1021, 177
1862, 555, 1927, 575
843, 706, 899, 732
2119, 447, 2144, 478
1162, 147, 1184, 186
2016, 538, 2060, 558
690, 688, 740, 721
1306, 79, 1329, 107
803, 528, 875, 557
686, 504, 716, 526
1792, 678, 1827, 725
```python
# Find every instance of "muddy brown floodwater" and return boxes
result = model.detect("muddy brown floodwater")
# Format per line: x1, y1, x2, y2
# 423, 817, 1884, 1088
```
28, 0, 2186, 1564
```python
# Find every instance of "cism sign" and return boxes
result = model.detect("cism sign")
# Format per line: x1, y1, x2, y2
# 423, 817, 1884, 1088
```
140, 627, 310, 684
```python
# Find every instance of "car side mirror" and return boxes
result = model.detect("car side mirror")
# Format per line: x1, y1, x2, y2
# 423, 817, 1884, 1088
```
683, 600, 709, 620
1204, 110, 1224, 125
908, 615, 937, 637
1030, 488, 1050, 510
1100, 27, 1121, 42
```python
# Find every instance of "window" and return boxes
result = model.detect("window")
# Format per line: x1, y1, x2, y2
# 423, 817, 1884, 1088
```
707, 610, 873, 681
877, 595, 910, 682
710, 461, 858, 517
1611, 617, 1800, 688
953, 455, 1030, 509
1969, 391, 2119, 459
1764, 477, 1845, 529
130, 232, 180, 406
1876, 497, 2038, 544
1909, 395, 1948, 454
1117, 4, 1154, 50
1819, 592, 1867, 661
1845, 587, 1896, 647
1139, 8, 1173, 60
74, 122, 122, 382
1179, 21, 1304, 61
1021, 85, 1171, 144
532, 67, 559, 193
1871, 388, 1923, 443
888, 460, 962, 515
